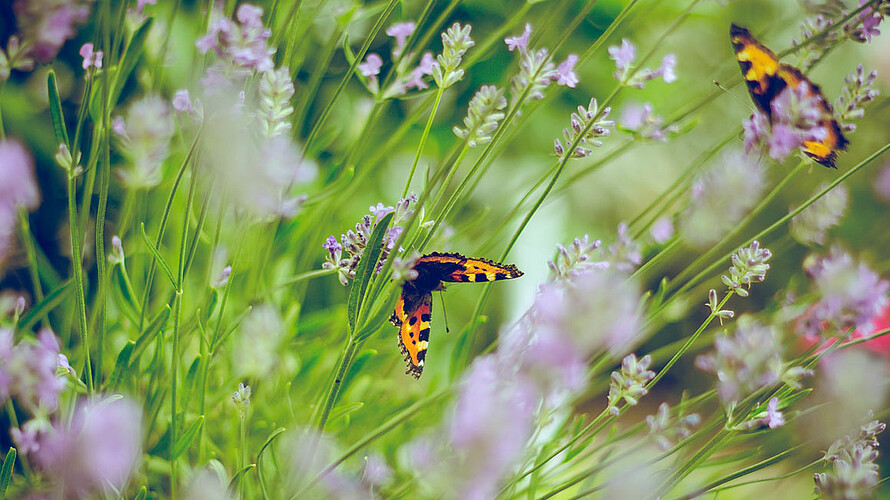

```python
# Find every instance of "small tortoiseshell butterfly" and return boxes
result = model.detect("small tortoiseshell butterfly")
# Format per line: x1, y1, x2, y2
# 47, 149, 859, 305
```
389, 252, 523, 378
730, 24, 848, 168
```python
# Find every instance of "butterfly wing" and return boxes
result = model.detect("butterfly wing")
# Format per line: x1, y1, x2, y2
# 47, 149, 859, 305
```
776, 66, 849, 168
415, 252, 524, 283
390, 285, 432, 379
730, 23, 783, 114
730, 24, 848, 168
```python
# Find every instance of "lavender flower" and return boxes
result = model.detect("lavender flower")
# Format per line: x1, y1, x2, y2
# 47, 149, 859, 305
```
650, 216, 675, 244
607, 353, 655, 415
794, 14, 839, 69
814, 413, 885, 499
707, 288, 735, 325
608, 38, 676, 87
796, 248, 890, 338
361, 453, 394, 490
258, 66, 295, 138
197, 3, 275, 88
546, 234, 606, 282
619, 102, 679, 142
172, 89, 194, 113
696, 316, 808, 404
509, 47, 557, 109
679, 149, 766, 248
791, 183, 849, 245
323, 196, 419, 285
446, 357, 536, 500
386, 21, 415, 57
607, 222, 641, 271
833, 64, 879, 134
391, 250, 420, 285
432, 23, 474, 89
453, 85, 507, 147
113, 94, 175, 189
3, 329, 65, 413
504, 23, 531, 52
646, 402, 701, 451
358, 53, 383, 77
721, 240, 772, 297
0, 137, 40, 263
78, 42, 103, 70
553, 98, 613, 159
763, 397, 786, 429
19, 397, 143, 498
553, 54, 579, 88
281, 429, 368, 498
845, 0, 887, 43
533, 267, 644, 358
12, 0, 92, 62
874, 161, 890, 202
404, 52, 436, 91
200, 92, 316, 219
232, 382, 251, 412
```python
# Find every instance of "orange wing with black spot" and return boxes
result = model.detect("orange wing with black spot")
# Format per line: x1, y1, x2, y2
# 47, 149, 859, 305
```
730, 24, 848, 168
390, 252, 523, 378
415, 252, 524, 283
390, 287, 432, 379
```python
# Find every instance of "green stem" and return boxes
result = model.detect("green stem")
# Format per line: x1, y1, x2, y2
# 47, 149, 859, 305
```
17, 209, 45, 324
672, 140, 890, 300
403, 85, 446, 198
669, 159, 807, 294
66, 172, 93, 393
315, 338, 359, 432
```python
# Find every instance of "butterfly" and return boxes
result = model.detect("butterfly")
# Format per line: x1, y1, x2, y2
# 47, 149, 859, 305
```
730, 23, 848, 168
389, 252, 523, 378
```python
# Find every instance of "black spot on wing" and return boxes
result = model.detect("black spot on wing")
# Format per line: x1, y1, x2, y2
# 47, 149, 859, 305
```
474, 273, 488, 282
418, 328, 430, 342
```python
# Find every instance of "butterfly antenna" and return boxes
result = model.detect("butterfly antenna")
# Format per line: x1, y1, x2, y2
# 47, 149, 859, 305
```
438, 291, 450, 334
713, 80, 754, 111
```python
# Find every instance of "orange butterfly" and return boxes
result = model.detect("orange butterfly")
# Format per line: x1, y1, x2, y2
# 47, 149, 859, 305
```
389, 252, 523, 378
730, 24, 848, 168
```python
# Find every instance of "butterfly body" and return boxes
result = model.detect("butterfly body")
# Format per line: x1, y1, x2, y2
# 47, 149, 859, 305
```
390, 252, 523, 378
730, 24, 848, 168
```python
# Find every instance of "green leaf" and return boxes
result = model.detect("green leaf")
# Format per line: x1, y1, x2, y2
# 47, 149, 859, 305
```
257, 428, 286, 500
172, 416, 204, 460
183, 356, 201, 401
111, 264, 140, 324
0, 447, 16, 500
107, 341, 135, 390
140, 223, 177, 288
112, 19, 153, 105
353, 287, 398, 341
46, 70, 69, 147
227, 464, 256, 494
132, 486, 148, 500
131, 305, 171, 364
18, 281, 72, 331
347, 212, 393, 332
330, 401, 364, 426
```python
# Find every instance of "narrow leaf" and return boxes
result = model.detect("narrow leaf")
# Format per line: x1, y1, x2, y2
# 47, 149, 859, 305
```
130, 305, 171, 363
227, 464, 256, 494
132, 486, 147, 500
172, 416, 204, 460
113, 19, 153, 105
140, 223, 177, 288
0, 448, 16, 500
257, 428, 286, 500
346, 212, 393, 332
46, 70, 69, 147
107, 341, 135, 390
111, 264, 140, 324
18, 281, 72, 331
